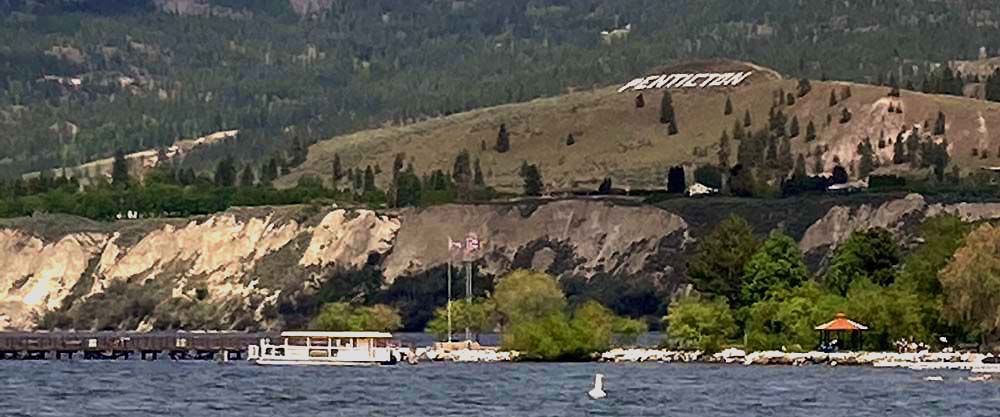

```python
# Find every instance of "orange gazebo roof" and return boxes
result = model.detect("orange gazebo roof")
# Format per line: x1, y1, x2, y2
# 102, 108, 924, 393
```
815, 313, 868, 331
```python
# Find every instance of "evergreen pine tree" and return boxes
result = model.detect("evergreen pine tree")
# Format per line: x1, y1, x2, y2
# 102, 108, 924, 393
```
724, 95, 733, 115
718, 130, 731, 169
858, 138, 875, 177
473, 158, 484, 186
789, 116, 800, 138
240, 165, 256, 187
786, 92, 796, 106
794, 154, 807, 178
261, 157, 279, 184
934, 111, 946, 135
840, 108, 852, 124
598, 177, 612, 194
520, 162, 543, 196
733, 119, 746, 141
842, 85, 852, 99
352, 168, 363, 192
779, 137, 793, 172
806, 120, 817, 142
495, 124, 510, 153
743, 109, 752, 127
214, 157, 237, 187
797, 78, 812, 97
332, 153, 343, 182
111, 149, 129, 188
363, 165, 376, 192
660, 91, 679, 134
829, 89, 838, 106
566, 134, 576, 146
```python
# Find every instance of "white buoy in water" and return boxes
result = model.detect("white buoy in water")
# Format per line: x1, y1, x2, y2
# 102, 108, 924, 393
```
588, 373, 606, 400
924, 376, 944, 382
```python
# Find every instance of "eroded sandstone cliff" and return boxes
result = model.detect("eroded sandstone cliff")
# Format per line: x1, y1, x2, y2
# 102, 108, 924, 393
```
2, 195, 998, 332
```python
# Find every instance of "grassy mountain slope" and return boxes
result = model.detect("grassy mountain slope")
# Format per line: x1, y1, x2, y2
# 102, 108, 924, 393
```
279, 60, 1000, 192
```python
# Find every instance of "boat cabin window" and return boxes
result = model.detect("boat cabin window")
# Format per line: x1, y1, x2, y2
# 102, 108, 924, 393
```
309, 337, 329, 347
308, 349, 329, 358
286, 337, 309, 346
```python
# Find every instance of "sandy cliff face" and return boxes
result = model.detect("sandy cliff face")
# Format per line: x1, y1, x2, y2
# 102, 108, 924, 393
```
0, 207, 400, 331
2, 196, 998, 331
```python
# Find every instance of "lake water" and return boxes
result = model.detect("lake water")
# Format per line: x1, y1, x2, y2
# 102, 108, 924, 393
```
2, 361, 999, 417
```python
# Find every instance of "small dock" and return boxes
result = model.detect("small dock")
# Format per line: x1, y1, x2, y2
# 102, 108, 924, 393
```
0, 331, 275, 361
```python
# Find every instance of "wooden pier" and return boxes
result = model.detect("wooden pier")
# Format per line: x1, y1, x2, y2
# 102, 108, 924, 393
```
0, 331, 275, 361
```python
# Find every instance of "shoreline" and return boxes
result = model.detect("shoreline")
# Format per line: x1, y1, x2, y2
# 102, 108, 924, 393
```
408, 347, 997, 370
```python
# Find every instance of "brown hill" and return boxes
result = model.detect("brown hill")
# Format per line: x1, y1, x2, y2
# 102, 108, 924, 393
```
278, 60, 1000, 192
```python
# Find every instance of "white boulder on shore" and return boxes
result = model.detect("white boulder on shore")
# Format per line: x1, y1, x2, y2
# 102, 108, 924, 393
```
599, 348, 995, 367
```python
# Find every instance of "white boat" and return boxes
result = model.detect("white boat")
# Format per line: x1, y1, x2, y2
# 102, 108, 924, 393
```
248, 331, 399, 366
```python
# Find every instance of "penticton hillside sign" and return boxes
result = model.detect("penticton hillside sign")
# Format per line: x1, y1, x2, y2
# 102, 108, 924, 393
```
618, 71, 753, 93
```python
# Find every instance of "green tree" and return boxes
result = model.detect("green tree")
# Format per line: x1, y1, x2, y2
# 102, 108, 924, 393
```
940, 224, 1000, 345
825, 228, 901, 296
789, 116, 800, 138
743, 109, 752, 127
363, 165, 376, 192
309, 302, 355, 331
934, 111, 946, 135
309, 302, 402, 332
239, 164, 256, 187
805, 120, 817, 142
664, 295, 737, 353
520, 162, 543, 196
857, 138, 875, 177
214, 157, 237, 187
332, 153, 343, 183
396, 167, 423, 207
494, 270, 566, 326
426, 298, 498, 342
473, 158, 485, 187
829, 89, 838, 106
797, 78, 812, 97
745, 282, 844, 351
111, 149, 129, 188
261, 157, 279, 184
844, 278, 928, 350
353, 304, 403, 332
495, 123, 510, 153
741, 231, 808, 306
733, 119, 746, 141
687, 214, 760, 307
897, 215, 970, 297
660, 91, 679, 135
718, 130, 731, 169
724, 95, 733, 115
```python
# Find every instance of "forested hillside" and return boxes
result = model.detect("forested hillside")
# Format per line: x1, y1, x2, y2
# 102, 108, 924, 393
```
3, 0, 1000, 180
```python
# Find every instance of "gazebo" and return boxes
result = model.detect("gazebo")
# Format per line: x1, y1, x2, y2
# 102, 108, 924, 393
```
815, 313, 868, 351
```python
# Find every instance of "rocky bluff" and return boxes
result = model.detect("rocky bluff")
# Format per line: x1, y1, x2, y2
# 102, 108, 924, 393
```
1, 195, 998, 332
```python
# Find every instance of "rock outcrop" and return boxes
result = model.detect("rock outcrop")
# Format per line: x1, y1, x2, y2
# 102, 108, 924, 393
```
2, 195, 999, 331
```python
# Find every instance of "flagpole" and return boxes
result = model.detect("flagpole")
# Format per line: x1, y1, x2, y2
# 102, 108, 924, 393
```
447, 257, 453, 343
465, 261, 472, 342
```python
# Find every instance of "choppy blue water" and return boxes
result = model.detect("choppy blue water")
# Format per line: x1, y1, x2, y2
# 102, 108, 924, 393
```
2, 361, 999, 417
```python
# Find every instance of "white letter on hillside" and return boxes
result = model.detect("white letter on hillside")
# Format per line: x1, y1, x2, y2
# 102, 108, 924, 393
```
666, 74, 692, 89
650, 74, 672, 89
684, 74, 708, 88
724, 71, 754, 87
618, 77, 644, 93
635, 75, 661, 91
710, 72, 735, 87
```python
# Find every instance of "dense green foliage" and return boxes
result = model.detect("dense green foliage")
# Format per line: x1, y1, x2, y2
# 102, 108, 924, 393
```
425, 298, 498, 342
309, 302, 403, 332
4, 0, 1000, 179
664, 295, 737, 353
687, 215, 759, 307
671, 213, 986, 352
477, 270, 647, 360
